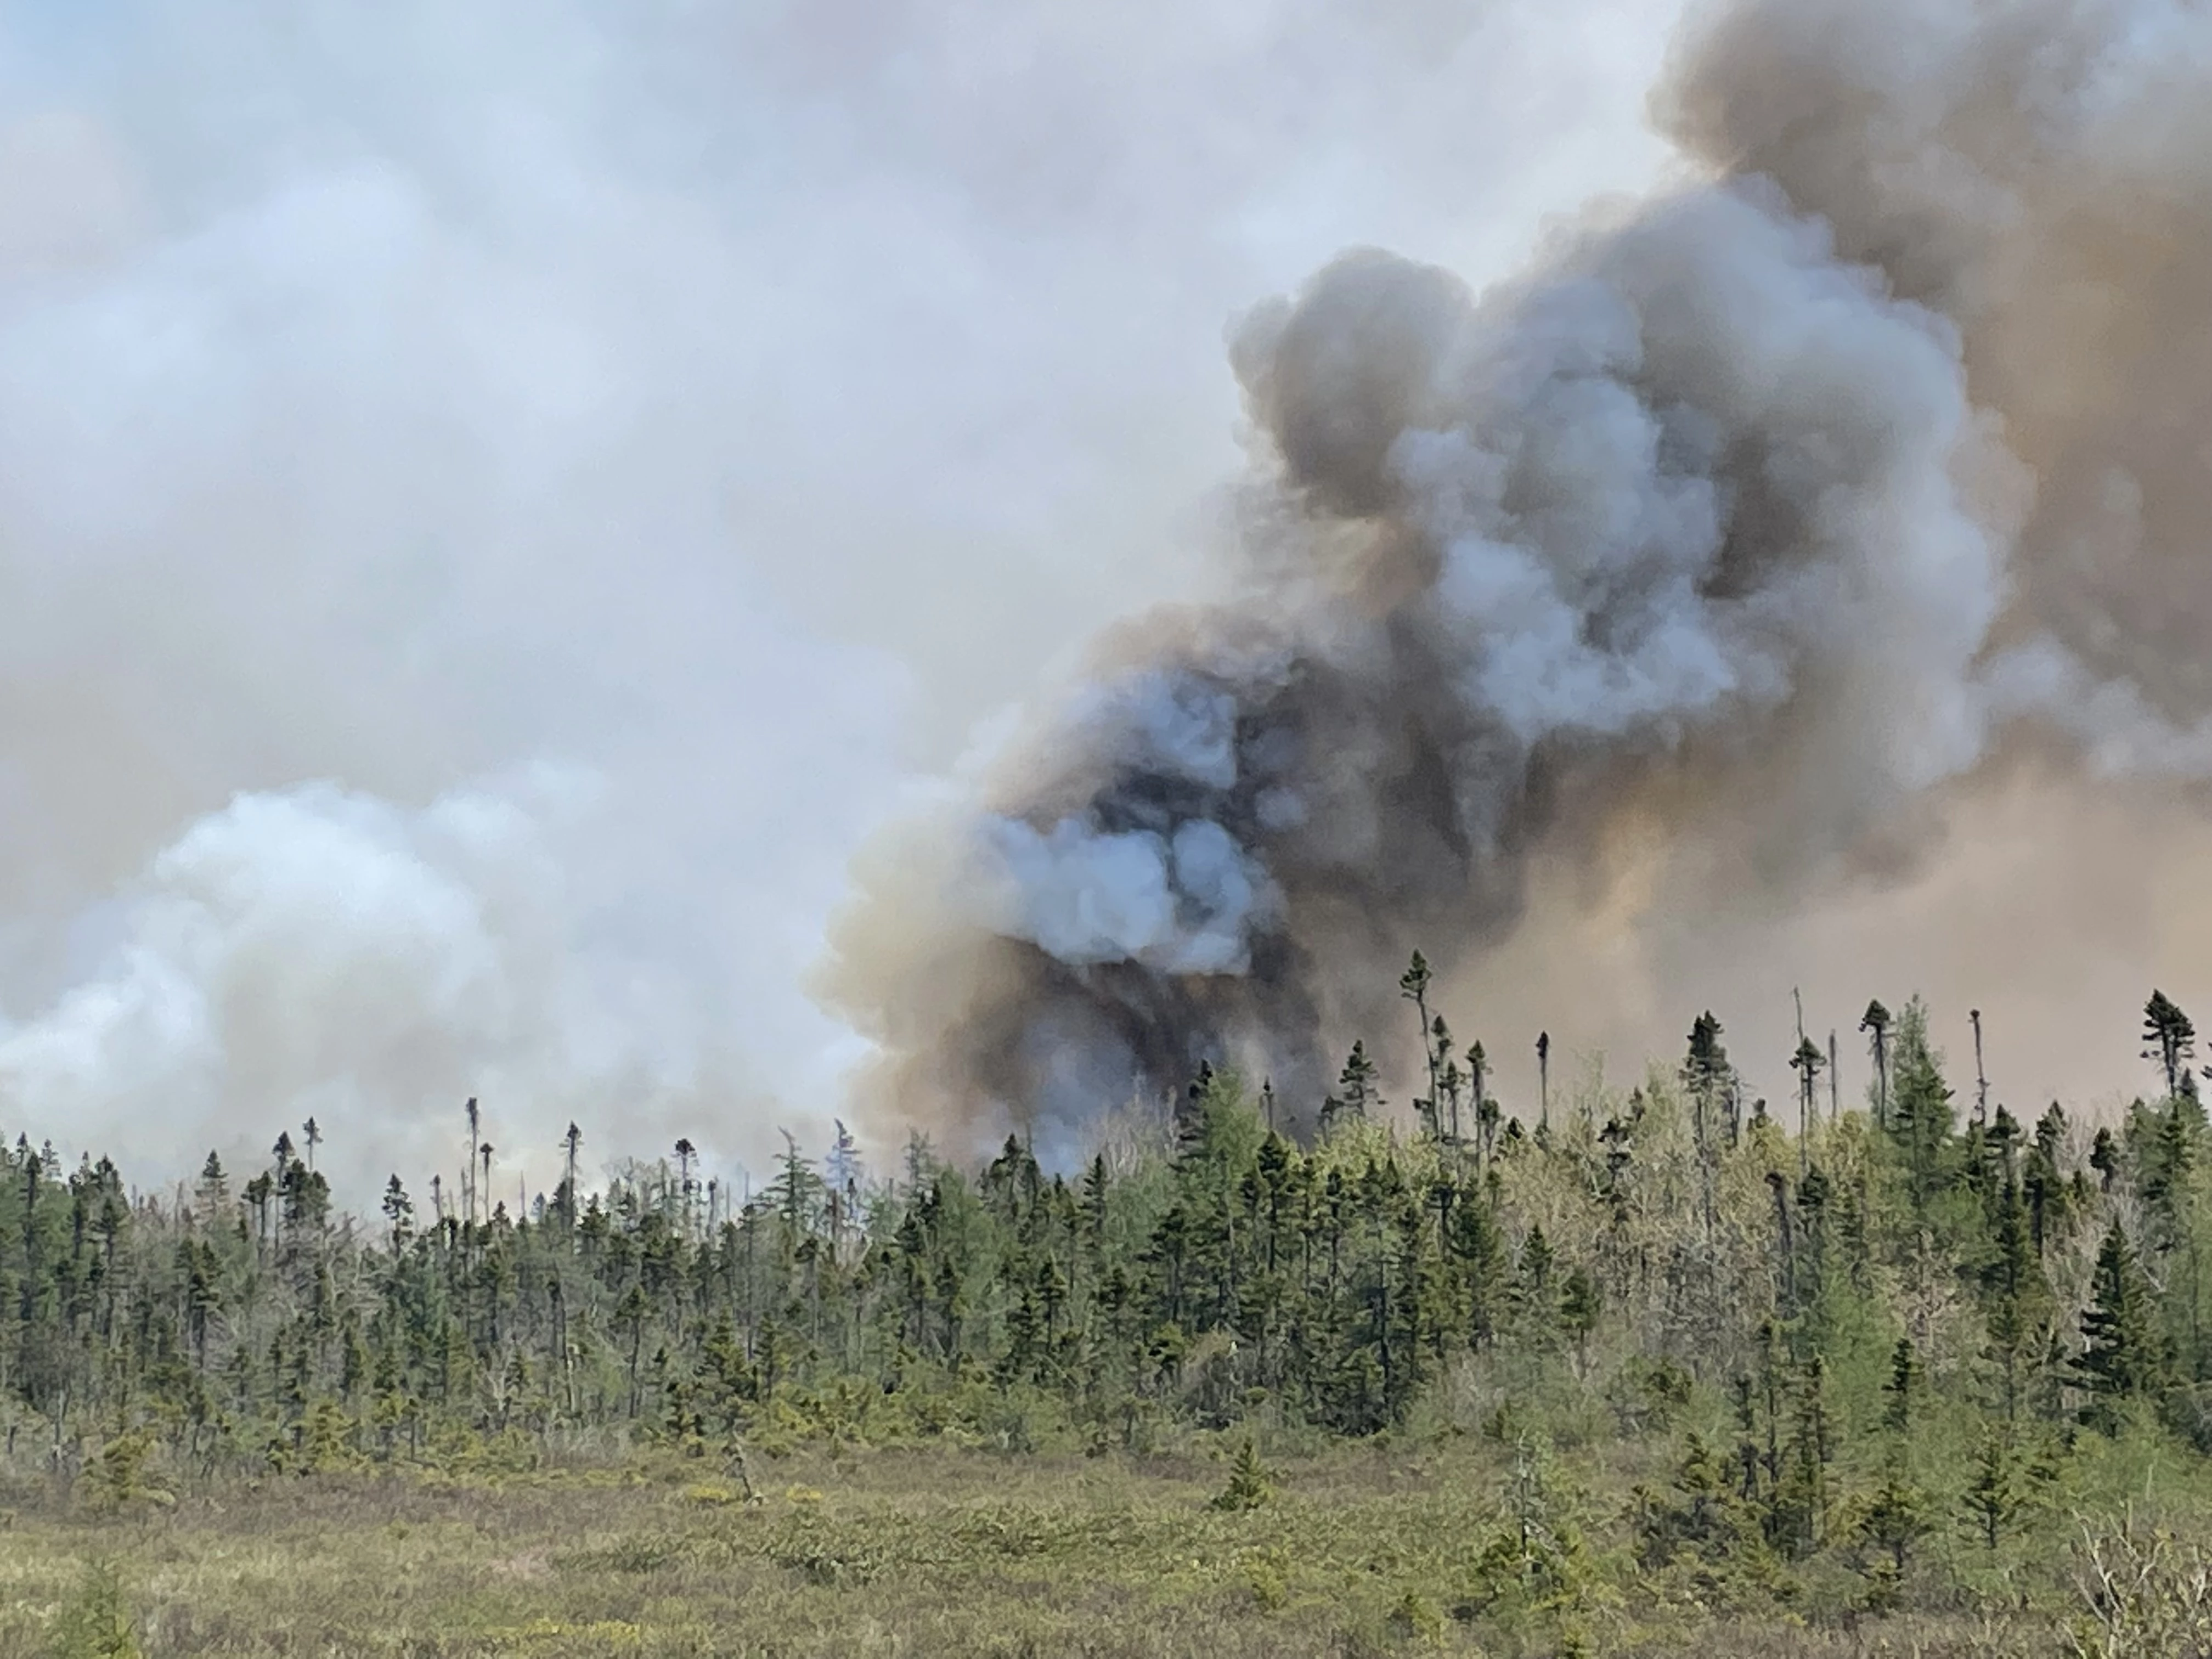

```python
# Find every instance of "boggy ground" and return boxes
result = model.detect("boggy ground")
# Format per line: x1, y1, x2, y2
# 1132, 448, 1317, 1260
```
0, 1431, 2155, 1658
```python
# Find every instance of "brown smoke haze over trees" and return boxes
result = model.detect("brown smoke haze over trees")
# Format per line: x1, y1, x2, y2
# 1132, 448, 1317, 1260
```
824, 0, 2212, 1162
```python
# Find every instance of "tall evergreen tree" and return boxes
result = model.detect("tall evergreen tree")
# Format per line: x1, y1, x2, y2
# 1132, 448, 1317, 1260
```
1320, 1042, 1380, 1133
1860, 1000, 1893, 1128
2145, 990, 2199, 1102
2076, 1221, 2168, 1432
1886, 1000, 1954, 1205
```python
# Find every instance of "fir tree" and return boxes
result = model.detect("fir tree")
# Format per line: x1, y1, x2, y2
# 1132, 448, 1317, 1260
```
1883, 1338, 1921, 1436
1560, 1266, 1602, 1376
2145, 989, 2198, 1102
2076, 1221, 2168, 1432
1400, 951, 1438, 1137
1860, 1000, 1893, 1128
1963, 1426, 2016, 1550
1887, 999, 1955, 1205
1212, 1437, 1272, 1511
1320, 1041, 1380, 1133
2090, 1125, 2120, 1192
1859, 1465, 1928, 1575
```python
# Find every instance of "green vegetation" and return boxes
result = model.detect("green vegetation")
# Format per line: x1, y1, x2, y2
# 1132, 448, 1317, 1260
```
7, 980, 2212, 1652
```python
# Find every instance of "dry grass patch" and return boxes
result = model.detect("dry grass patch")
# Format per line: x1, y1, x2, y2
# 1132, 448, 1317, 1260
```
0, 1440, 2156, 1657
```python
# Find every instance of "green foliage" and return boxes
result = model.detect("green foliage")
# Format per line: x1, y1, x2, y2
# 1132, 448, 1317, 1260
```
2144, 990, 2198, 1103
1384, 1588, 1446, 1644
1320, 1041, 1381, 1133
1854, 1464, 1929, 1574
1212, 1437, 1272, 1511
1883, 1338, 1921, 1435
1887, 999, 1956, 1205
83, 1431, 168, 1515
2078, 1221, 2168, 1432
49, 1561, 140, 1659
1637, 1427, 1781, 1604
1243, 1554, 1290, 1612
9, 973, 2212, 1651
1963, 1425, 2017, 1550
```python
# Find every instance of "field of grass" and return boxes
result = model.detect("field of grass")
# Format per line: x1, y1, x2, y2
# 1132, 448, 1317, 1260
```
4, 1423, 2191, 1659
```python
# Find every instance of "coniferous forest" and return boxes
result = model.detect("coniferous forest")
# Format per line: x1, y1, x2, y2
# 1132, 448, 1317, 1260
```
11, 977, 2212, 1656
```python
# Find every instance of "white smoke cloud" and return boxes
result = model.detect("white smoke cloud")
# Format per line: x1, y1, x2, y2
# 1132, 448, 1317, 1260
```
0, 0, 1681, 1197
984, 813, 1274, 975
0, 768, 845, 1199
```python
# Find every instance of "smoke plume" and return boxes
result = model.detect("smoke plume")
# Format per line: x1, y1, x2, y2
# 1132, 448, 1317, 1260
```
0, 0, 1674, 1200
824, 0, 2212, 1157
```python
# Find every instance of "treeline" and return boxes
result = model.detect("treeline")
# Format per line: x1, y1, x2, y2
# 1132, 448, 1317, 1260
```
4, 976, 2212, 1548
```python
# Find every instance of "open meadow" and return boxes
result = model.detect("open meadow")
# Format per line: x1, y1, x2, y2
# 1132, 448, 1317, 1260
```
3, 1423, 2210, 1658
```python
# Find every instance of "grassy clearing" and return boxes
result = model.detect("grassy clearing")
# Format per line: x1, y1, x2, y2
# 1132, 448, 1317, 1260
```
0, 1430, 2180, 1658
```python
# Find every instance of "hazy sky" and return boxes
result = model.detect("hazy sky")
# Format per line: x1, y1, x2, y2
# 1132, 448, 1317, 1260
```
0, 0, 1686, 1199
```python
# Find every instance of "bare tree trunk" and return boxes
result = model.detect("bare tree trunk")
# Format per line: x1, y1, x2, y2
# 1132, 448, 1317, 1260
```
1971, 1009, 1989, 1128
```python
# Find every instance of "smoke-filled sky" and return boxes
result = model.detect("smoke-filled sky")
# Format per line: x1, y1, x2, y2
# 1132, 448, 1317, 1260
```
823, 0, 2212, 1163
10, 0, 2212, 1203
0, 0, 1695, 1200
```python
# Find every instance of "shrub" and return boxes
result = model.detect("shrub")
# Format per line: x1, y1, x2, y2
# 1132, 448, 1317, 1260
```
1211, 1438, 1272, 1511
51, 1562, 140, 1659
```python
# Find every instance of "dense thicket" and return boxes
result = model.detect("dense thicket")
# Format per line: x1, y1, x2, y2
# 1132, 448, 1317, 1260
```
6, 980, 2212, 1565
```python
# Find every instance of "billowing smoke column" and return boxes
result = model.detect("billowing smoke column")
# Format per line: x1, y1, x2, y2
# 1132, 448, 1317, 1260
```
823, 0, 2212, 1158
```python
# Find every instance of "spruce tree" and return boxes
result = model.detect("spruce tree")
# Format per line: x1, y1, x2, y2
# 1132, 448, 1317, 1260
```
1887, 999, 1955, 1205
2090, 1125, 2120, 1192
1560, 1266, 1601, 1376
1683, 1013, 1728, 1236
1212, 1437, 1272, 1510
1963, 1426, 2016, 1550
1320, 1041, 1380, 1134
1883, 1338, 1921, 1435
2145, 989, 2198, 1102
1771, 1355, 1831, 1556
1399, 951, 1438, 1136
1859, 1465, 1928, 1575
2076, 1221, 2167, 1433
1984, 1178, 2049, 1420
1860, 1000, 1893, 1128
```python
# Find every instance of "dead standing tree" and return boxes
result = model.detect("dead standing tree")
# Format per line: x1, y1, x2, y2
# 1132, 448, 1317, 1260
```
463, 1097, 481, 1233
1971, 1008, 1990, 1128
1537, 1031, 1551, 1135
1790, 990, 1824, 1175
561, 1121, 584, 1233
